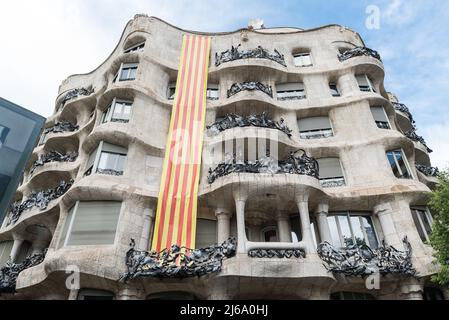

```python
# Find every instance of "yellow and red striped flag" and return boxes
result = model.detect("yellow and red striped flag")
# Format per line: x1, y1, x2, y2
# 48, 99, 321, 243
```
152, 35, 211, 252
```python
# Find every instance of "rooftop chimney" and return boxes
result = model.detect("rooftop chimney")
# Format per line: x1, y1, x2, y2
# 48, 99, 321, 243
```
248, 19, 265, 30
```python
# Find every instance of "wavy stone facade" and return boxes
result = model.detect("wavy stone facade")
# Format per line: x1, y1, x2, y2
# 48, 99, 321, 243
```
0, 14, 445, 300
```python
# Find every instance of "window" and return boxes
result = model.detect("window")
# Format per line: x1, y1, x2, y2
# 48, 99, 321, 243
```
84, 142, 127, 177
38, 132, 48, 146
356, 74, 376, 92
78, 289, 115, 300
371, 106, 390, 129
58, 201, 122, 247
386, 150, 412, 179
327, 212, 379, 248
124, 41, 145, 54
423, 287, 445, 300
298, 116, 333, 139
290, 216, 320, 247
331, 292, 376, 300
207, 84, 219, 100
411, 207, 433, 242
167, 82, 177, 100
101, 99, 133, 124
114, 63, 138, 82
0, 125, 9, 148
261, 226, 279, 242
318, 158, 346, 187
276, 83, 306, 101
329, 82, 340, 97
293, 52, 313, 67
0, 241, 13, 267
195, 219, 217, 248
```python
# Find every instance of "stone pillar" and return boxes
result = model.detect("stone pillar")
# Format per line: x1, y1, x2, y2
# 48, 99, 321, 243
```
234, 196, 248, 254
215, 209, 232, 244
139, 207, 156, 251
68, 289, 79, 300
315, 203, 332, 243
31, 240, 48, 255
296, 195, 316, 254
276, 213, 292, 243
117, 287, 145, 300
10, 239, 24, 263
374, 202, 401, 246
398, 279, 424, 300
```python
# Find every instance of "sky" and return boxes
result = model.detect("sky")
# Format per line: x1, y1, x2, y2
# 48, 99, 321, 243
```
0, 0, 448, 169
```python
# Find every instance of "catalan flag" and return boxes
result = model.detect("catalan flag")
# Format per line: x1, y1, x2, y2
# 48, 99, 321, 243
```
152, 35, 211, 252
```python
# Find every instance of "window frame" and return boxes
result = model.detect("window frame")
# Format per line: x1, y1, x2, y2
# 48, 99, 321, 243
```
276, 82, 306, 100
328, 211, 380, 249
298, 116, 334, 140
101, 98, 133, 124
293, 52, 313, 67
317, 157, 346, 187
356, 74, 377, 93
60, 201, 123, 248
329, 82, 341, 97
114, 63, 138, 83
370, 106, 391, 130
386, 149, 414, 180
411, 207, 433, 243
167, 82, 177, 100
123, 41, 145, 54
84, 141, 128, 177
206, 84, 220, 100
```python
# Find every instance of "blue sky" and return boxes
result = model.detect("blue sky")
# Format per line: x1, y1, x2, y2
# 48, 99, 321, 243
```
0, 0, 448, 168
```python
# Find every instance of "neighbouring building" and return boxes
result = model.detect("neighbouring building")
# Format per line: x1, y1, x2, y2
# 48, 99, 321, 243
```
0, 97, 45, 225
0, 15, 446, 300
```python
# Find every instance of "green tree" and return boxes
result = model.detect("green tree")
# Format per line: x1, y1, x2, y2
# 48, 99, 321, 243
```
429, 170, 449, 290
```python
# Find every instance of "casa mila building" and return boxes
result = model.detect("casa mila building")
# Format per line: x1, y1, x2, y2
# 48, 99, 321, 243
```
0, 15, 446, 300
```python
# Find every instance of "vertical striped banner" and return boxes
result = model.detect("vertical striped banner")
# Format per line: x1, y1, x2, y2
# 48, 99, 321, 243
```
152, 35, 211, 252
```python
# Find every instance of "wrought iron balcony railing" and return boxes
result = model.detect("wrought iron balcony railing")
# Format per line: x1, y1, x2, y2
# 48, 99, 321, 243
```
96, 168, 124, 176
30, 151, 78, 175
43, 121, 80, 136
227, 82, 273, 98
215, 44, 286, 67
207, 150, 319, 184
60, 87, 94, 108
338, 46, 382, 62
120, 238, 236, 280
207, 112, 292, 138
416, 164, 439, 177
7, 179, 73, 226
392, 102, 415, 124
405, 127, 433, 153
317, 237, 416, 277
0, 250, 47, 294
300, 129, 334, 140
375, 121, 391, 130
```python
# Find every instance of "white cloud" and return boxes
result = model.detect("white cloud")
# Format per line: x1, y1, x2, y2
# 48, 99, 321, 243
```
422, 120, 449, 170
383, 0, 415, 26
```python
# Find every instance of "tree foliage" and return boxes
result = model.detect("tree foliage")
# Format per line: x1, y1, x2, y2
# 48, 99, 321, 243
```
429, 170, 449, 289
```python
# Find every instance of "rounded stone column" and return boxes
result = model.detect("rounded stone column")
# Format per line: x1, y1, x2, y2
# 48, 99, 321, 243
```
315, 203, 332, 243
296, 195, 316, 254
276, 213, 292, 243
233, 191, 248, 254
10, 239, 24, 263
215, 208, 232, 244
139, 207, 156, 251
117, 286, 145, 300
374, 202, 401, 246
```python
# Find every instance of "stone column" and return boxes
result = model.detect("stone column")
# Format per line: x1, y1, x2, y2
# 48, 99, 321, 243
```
139, 207, 156, 251
398, 279, 424, 300
215, 208, 232, 244
296, 195, 316, 254
68, 289, 79, 300
276, 213, 292, 243
117, 287, 145, 300
315, 203, 332, 243
374, 202, 401, 246
10, 239, 24, 263
234, 196, 248, 254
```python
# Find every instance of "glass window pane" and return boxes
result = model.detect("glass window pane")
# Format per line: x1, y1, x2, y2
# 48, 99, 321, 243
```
418, 210, 433, 236
129, 67, 137, 80
195, 219, 217, 248
387, 152, 400, 177
338, 215, 354, 247
411, 210, 427, 242
98, 152, 111, 170
350, 216, 367, 246
328, 216, 341, 247
58, 206, 74, 248
394, 151, 411, 178
360, 216, 379, 248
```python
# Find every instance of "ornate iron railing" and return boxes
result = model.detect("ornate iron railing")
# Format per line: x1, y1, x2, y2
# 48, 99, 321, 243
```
207, 112, 292, 138
300, 129, 334, 140
405, 127, 433, 153
207, 150, 319, 184
317, 237, 416, 277
375, 121, 391, 130
227, 82, 273, 98
120, 238, 236, 281
0, 251, 46, 294
392, 102, 415, 124
215, 44, 286, 67
43, 121, 79, 135
96, 168, 124, 176
7, 180, 73, 226
30, 151, 78, 174
60, 87, 94, 107
338, 46, 382, 62
248, 248, 305, 259
416, 164, 439, 177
